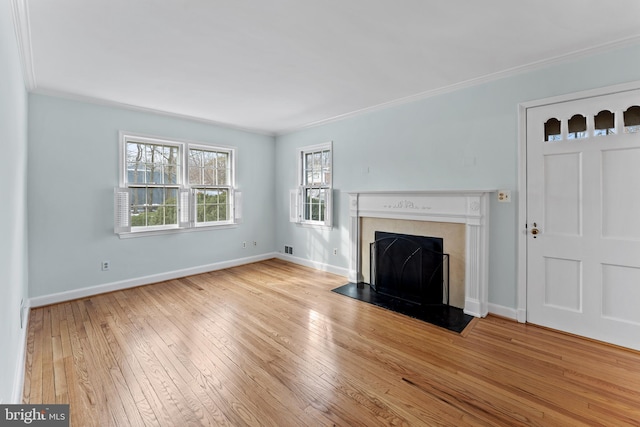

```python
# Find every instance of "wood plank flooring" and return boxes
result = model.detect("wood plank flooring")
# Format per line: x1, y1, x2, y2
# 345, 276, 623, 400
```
23, 258, 640, 426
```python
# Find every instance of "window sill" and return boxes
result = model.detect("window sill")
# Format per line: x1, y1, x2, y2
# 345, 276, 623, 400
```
296, 221, 333, 231
117, 223, 238, 239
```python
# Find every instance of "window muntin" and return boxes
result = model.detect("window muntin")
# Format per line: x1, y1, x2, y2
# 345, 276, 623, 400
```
118, 133, 236, 234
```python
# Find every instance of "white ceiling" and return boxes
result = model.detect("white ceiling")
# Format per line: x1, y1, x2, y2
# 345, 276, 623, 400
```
21, 0, 640, 134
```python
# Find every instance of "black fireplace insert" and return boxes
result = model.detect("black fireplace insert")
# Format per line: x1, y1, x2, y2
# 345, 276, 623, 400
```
370, 231, 449, 306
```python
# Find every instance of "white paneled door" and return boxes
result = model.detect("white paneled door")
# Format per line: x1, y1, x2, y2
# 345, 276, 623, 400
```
526, 89, 640, 351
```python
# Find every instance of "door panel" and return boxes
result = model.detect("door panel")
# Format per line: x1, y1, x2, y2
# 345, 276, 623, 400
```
526, 89, 640, 351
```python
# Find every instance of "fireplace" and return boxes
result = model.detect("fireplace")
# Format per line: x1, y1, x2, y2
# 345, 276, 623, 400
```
370, 231, 449, 306
348, 191, 492, 318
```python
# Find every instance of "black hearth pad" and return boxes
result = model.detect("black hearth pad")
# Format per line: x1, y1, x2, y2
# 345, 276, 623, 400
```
331, 283, 473, 334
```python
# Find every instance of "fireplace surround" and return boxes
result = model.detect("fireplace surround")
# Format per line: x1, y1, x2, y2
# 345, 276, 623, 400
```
348, 190, 492, 318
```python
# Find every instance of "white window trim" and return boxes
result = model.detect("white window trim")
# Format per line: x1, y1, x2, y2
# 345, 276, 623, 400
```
291, 141, 333, 229
115, 131, 240, 237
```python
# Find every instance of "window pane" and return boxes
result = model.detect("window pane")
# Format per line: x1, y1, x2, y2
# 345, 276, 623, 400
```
127, 162, 144, 184
147, 163, 160, 184
322, 150, 330, 167
147, 206, 164, 226
145, 144, 157, 163
165, 188, 178, 206
189, 165, 200, 184
594, 110, 615, 136
189, 149, 202, 168
624, 106, 640, 133
217, 152, 228, 168
165, 164, 177, 184
568, 114, 587, 139
203, 168, 214, 185
203, 150, 216, 166
216, 167, 228, 185
131, 206, 147, 227
544, 118, 561, 142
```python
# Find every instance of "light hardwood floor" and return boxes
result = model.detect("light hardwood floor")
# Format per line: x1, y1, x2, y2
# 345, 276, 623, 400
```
23, 259, 640, 426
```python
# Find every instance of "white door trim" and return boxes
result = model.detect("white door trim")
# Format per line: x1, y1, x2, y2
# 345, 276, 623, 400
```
516, 79, 640, 324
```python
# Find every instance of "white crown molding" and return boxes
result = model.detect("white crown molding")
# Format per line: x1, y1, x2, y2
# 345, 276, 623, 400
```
31, 87, 277, 137
275, 34, 640, 136
10, 0, 36, 90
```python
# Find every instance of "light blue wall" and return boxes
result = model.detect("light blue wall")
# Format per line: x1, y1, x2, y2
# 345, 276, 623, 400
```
275, 42, 640, 310
0, 2, 29, 402
28, 94, 275, 299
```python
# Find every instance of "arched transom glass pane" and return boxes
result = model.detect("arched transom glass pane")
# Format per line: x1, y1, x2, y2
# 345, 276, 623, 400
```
624, 106, 640, 133
594, 110, 615, 136
567, 114, 587, 139
544, 118, 561, 142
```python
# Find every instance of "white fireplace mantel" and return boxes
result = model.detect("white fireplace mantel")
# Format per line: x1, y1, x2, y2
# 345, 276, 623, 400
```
348, 190, 493, 318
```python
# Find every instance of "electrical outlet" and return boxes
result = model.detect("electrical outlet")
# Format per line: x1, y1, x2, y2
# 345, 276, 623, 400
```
253, 241, 257, 246
242, 241, 247, 248
284, 245, 293, 255
101, 260, 110, 271
497, 190, 511, 203
333, 248, 338, 255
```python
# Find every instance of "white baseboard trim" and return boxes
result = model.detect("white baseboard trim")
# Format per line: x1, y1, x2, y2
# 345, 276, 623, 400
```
275, 254, 349, 278
488, 303, 519, 320
11, 301, 30, 403
29, 253, 278, 308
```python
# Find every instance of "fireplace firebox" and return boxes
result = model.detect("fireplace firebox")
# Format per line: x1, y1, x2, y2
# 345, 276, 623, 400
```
370, 231, 449, 307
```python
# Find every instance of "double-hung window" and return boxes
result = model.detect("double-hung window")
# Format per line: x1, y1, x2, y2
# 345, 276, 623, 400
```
290, 142, 333, 227
115, 132, 238, 236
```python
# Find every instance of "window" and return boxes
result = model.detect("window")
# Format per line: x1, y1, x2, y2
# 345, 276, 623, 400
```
624, 105, 640, 133
189, 147, 232, 225
544, 118, 561, 142
594, 110, 615, 136
290, 142, 333, 227
115, 133, 238, 236
567, 114, 587, 139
